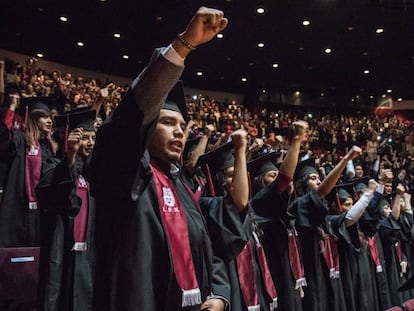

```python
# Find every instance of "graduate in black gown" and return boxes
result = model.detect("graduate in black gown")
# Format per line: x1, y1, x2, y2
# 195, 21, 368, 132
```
250, 121, 309, 311
289, 145, 363, 311
0, 98, 60, 247
35, 109, 97, 311
88, 8, 235, 311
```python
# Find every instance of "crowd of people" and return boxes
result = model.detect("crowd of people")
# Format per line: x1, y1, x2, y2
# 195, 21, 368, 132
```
0, 6, 414, 311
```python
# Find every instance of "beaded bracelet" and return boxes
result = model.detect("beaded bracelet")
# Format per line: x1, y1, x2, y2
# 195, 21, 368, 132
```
176, 35, 196, 51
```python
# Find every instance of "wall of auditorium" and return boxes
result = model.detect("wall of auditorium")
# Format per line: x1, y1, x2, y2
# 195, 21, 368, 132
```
1, 49, 246, 106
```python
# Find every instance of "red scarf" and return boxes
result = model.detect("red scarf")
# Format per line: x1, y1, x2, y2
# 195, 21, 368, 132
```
150, 161, 201, 307
254, 232, 278, 311
368, 236, 383, 273
319, 233, 340, 279
25, 143, 42, 210
287, 228, 307, 289
72, 175, 89, 251
395, 241, 404, 277
237, 241, 260, 311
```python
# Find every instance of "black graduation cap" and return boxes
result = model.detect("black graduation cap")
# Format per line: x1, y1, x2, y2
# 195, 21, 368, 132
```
247, 151, 281, 178
293, 157, 318, 196
55, 109, 97, 132
54, 110, 97, 153
162, 80, 188, 122
294, 157, 317, 181
195, 142, 234, 196
183, 137, 203, 161
326, 182, 355, 213
18, 96, 63, 116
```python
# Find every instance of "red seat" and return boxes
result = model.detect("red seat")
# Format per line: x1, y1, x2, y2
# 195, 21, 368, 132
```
404, 299, 414, 311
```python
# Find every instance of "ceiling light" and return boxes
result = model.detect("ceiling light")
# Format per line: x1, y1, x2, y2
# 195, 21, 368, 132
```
363, 51, 369, 56
376, 28, 384, 34
382, 94, 386, 98
77, 41, 84, 47
256, 8, 265, 14
262, 89, 266, 93
299, 47, 304, 51
59, 16, 68, 22
257, 42, 265, 48
295, 91, 300, 96
36, 53, 44, 58
370, 95, 374, 99
122, 55, 129, 59
197, 72, 203, 76
320, 93, 324, 97
347, 26, 354, 31
302, 20, 310, 26
272, 63, 279, 68
397, 98, 403, 101
363, 70, 370, 74
387, 89, 392, 93
241, 78, 247, 82
216, 33, 224, 39
114, 33, 121, 38
155, 16, 162, 21
325, 48, 332, 54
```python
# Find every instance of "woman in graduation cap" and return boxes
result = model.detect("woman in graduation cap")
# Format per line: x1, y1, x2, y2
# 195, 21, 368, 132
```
0, 98, 60, 248
249, 120, 310, 311
35, 109, 97, 311
288, 145, 364, 311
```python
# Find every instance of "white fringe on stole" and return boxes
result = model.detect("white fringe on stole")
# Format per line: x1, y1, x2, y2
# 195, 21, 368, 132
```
181, 288, 201, 307
329, 268, 340, 279
270, 298, 278, 311
72, 242, 87, 251
376, 265, 383, 273
29, 202, 38, 210
295, 277, 307, 290
247, 305, 260, 311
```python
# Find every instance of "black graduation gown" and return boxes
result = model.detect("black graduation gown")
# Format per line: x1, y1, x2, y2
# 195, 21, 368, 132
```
35, 156, 96, 311
200, 196, 276, 311
88, 71, 231, 309
0, 130, 60, 247
250, 181, 303, 311
290, 191, 336, 311
379, 217, 406, 306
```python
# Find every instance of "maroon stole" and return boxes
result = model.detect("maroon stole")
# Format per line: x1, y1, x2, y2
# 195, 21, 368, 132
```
72, 175, 89, 251
236, 232, 279, 311
25, 143, 42, 210
319, 232, 340, 279
287, 228, 307, 289
150, 161, 201, 307
368, 236, 383, 273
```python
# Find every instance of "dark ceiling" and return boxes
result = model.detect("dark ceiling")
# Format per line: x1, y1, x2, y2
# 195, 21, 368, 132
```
2, 0, 414, 104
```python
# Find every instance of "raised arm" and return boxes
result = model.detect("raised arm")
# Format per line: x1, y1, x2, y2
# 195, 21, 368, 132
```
317, 145, 362, 198
227, 129, 249, 211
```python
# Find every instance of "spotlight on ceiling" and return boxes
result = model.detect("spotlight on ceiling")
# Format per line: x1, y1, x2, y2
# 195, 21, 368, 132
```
302, 20, 310, 26
197, 72, 203, 76
77, 41, 84, 47
59, 16, 68, 22
122, 55, 129, 59
216, 33, 224, 39
36, 53, 44, 58
114, 33, 121, 38
363, 70, 370, 74
257, 42, 265, 48
257, 8, 265, 14
324, 48, 332, 54
241, 78, 247, 82
272, 63, 279, 68
376, 28, 384, 34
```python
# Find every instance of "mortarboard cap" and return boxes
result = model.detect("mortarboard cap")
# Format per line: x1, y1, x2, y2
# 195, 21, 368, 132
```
55, 109, 97, 132
294, 157, 317, 181
162, 80, 188, 122
18, 96, 64, 116
54, 109, 97, 153
247, 151, 281, 178
195, 142, 234, 196
294, 157, 318, 196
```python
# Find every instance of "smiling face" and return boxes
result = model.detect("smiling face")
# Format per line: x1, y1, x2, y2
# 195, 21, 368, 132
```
78, 130, 96, 157
148, 109, 186, 163
36, 114, 53, 136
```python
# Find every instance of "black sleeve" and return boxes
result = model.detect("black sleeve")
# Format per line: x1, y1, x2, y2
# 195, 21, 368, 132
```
250, 180, 288, 220
199, 195, 248, 261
